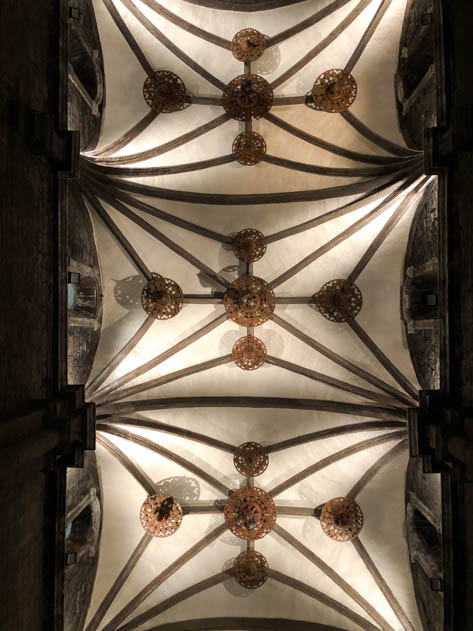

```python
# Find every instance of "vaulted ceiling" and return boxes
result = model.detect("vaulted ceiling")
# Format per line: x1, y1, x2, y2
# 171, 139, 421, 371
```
79, 1, 428, 629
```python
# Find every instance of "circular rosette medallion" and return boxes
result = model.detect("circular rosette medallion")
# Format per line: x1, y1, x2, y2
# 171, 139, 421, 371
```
232, 228, 267, 262
140, 494, 183, 537
141, 274, 184, 320
315, 278, 362, 323
231, 28, 266, 62
312, 69, 357, 113
232, 131, 266, 166
233, 550, 269, 589
143, 70, 187, 113
232, 336, 266, 371
234, 442, 269, 476
222, 74, 273, 121
224, 486, 277, 540
224, 275, 275, 327
320, 497, 363, 542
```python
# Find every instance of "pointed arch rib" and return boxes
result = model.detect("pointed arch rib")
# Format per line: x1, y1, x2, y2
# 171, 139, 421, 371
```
269, 171, 423, 289
97, 424, 231, 496
267, 0, 354, 46
116, 572, 232, 631
351, 537, 416, 631
347, 176, 430, 283
81, 188, 152, 279
272, 314, 415, 406
97, 432, 156, 495
267, 420, 406, 453
96, 355, 233, 405
97, 397, 407, 421
83, 154, 235, 178
344, 0, 393, 74
346, 438, 408, 500
347, 320, 418, 400
269, 430, 407, 496
98, 416, 236, 452
264, 113, 418, 166
86, 532, 152, 631
265, 355, 404, 407
86, 174, 230, 243
85, 316, 154, 398
119, 0, 226, 90
90, 113, 230, 165
273, 524, 396, 631
341, 111, 422, 157
102, 523, 227, 631
101, 0, 153, 75
271, 0, 375, 89
146, 619, 352, 631
85, 110, 158, 158
93, 312, 227, 399
268, 570, 380, 631
266, 179, 411, 243
89, 169, 418, 205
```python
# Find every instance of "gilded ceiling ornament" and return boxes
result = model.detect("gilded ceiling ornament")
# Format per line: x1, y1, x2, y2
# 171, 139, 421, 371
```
320, 497, 363, 542
234, 442, 269, 476
143, 70, 187, 113
233, 550, 269, 589
224, 275, 275, 327
231, 28, 266, 62
232, 131, 267, 166
222, 74, 273, 121
140, 494, 183, 537
315, 278, 362, 323
224, 486, 277, 540
232, 336, 267, 371
232, 228, 267, 262
312, 69, 357, 113
141, 273, 184, 320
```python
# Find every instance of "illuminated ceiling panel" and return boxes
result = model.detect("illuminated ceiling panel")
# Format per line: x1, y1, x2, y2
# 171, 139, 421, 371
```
80, 0, 428, 629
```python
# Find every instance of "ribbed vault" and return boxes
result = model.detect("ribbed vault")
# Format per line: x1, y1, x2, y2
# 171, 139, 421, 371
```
79, 1, 427, 629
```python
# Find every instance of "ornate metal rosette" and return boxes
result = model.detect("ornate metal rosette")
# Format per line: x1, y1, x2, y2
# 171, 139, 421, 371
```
315, 279, 362, 323
139, 494, 183, 537
232, 131, 267, 166
143, 70, 187, 113
232, 336, 267, 371
231, 28, 266, 62
141, 273, 184, 320
224, 275, 275, 327
224, 486, 277, 540
234, 442, 269, 476
320, 497, 363, 542
233, 550, 269, 589
232, 228, 267, 262
312, 69, 357, 113
222, 74, 273, 121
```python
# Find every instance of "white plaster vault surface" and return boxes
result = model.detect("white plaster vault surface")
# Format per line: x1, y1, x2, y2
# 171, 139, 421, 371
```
81, 0, 427, 629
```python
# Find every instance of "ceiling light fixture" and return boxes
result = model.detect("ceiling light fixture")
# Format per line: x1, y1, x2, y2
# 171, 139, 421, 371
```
232, 131, 267, 166
231, 28, 266, 63
232, 228, 267, 262
233, 549, 269, 589
141, 273, 184, 320
224, 276, 275, 327
234, 442, 269, 476
222, 74, 273, 121
320, 497, 364, 541
312, 69, 357, 113
143, 70, 187, 113
315, 278, 362, 322
224, 486, 277, 540
140, 494, 183, 537
232, 336, 267, 371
